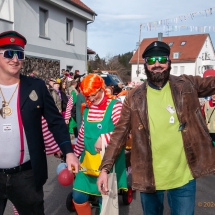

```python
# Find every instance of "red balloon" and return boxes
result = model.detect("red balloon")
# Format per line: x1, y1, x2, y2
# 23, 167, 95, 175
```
58, 168, 74, 186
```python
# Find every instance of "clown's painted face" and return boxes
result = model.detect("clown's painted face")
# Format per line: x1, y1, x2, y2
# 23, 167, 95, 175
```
86, 88, 103, 105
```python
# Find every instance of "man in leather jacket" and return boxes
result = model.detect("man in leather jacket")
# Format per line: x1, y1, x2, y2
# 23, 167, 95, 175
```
97, 41, 215, 215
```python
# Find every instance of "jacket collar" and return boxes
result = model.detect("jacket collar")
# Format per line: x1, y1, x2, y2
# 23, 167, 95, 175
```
169, 74, 184, 84
20, 74, 33, 108
132, 75, 185, 95
147, 79, 168, 90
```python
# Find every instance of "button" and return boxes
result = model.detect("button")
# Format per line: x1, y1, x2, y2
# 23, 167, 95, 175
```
37, 105, 40, 108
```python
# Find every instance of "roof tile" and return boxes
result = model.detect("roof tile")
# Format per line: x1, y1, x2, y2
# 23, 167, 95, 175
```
70, 0, 96, 15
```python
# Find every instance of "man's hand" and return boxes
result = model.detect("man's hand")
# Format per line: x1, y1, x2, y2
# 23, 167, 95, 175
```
65, 119, 69, 124
66, 153, 80, 173
97, 169, 109, 195
94, 136, 102, 153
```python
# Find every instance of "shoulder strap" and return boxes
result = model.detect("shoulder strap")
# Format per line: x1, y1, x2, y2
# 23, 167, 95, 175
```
208, 107, 215, 124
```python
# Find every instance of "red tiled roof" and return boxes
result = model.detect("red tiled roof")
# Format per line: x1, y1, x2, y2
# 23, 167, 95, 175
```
130, 34, 209, 64
70, 0, 96, 15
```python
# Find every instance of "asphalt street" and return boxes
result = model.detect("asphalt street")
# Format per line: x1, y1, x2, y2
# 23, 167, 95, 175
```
4, 156, 215, 215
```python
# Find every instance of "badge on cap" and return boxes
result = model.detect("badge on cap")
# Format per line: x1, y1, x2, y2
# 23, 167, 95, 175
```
29, 90, 38, 101
10, 38, 15, 43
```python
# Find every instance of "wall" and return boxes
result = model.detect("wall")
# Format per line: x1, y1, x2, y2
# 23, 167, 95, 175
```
131, 64, 146, 80
0, 0, 14, 32
170, 62, 196, 76
20, 56, 60, 80
196, 35, 215, 76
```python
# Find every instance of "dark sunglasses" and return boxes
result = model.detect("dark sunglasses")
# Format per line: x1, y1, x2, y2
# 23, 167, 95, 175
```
145, 56, 168, 65
0, 50, 25, 60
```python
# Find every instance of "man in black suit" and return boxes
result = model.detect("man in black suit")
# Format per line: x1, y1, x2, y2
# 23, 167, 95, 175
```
0, 30, 79, 214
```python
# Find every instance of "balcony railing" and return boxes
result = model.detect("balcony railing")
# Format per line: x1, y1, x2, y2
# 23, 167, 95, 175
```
201, 59, 215, 66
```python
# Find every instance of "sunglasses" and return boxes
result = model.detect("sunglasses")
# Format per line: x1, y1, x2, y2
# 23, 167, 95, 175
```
145, 56, 168, 65
0, 50, 25, 60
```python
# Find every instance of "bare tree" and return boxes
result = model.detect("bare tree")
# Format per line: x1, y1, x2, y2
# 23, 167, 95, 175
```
87, 53, 132, 83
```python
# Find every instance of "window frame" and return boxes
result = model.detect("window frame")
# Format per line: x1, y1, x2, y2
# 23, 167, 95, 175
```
173, 66, 178, 74
66, 65, 73, 73
66, 18, 74, 45
173, 52, 180, 59
0, 0, 14, 22
180, 41, 186, 46
180, 66, 185, 74
39, 7, 49, 39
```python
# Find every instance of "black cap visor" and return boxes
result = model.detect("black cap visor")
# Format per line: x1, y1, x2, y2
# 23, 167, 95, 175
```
0, 45, 24, 51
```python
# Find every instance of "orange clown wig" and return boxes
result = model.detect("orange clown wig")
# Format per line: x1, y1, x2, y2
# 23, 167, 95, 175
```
80, 74, 115, 110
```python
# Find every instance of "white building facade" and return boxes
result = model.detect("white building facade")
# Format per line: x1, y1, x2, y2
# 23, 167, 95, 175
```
0, 0, 96, 74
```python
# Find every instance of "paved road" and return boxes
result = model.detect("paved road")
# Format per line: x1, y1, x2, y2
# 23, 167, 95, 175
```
4, 156, 215, 215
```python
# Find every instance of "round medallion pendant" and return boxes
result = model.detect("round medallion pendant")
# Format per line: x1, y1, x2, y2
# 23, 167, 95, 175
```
4, 106, 12, 116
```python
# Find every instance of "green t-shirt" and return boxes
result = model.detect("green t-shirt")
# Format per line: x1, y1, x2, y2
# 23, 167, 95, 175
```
147, 82, 193, 190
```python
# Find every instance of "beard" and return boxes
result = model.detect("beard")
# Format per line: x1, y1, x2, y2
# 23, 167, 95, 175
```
144, 64, 171, 87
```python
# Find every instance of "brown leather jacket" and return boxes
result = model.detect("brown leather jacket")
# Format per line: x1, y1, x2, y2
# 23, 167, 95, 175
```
100, 75, 215, 193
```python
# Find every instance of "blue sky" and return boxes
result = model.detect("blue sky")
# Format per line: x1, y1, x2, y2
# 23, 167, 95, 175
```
82, 0, 215, 58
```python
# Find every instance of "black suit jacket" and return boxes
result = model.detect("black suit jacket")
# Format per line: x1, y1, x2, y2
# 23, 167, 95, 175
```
20, 75, 73, 190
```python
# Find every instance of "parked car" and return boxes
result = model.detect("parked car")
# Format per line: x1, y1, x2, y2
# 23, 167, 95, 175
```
99, 73, 124, 87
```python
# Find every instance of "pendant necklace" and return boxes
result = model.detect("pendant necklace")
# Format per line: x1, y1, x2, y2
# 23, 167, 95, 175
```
0, 81, 20, 118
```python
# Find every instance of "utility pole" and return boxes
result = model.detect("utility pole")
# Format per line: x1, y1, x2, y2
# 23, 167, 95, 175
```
136, 24, 142, 77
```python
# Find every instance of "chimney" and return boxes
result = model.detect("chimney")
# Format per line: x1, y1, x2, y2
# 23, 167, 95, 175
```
158, 32, 163, 41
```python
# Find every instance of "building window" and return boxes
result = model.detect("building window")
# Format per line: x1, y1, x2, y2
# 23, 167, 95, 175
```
173, 66, 178, 74
169, 42, 174, 47
205, 52, 210, 60
0, 0, 14, 21
66, 66, 73, 73
173, 52, 179, 59
180, 66, 185, 74
39, 8, 48, 37
66, 19, 74, 44
181, 41, 186, 46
